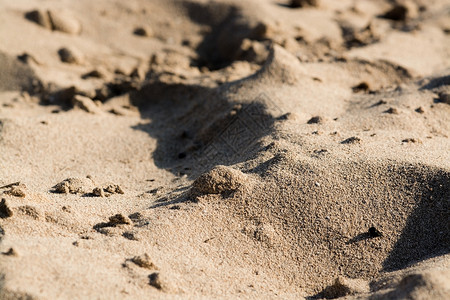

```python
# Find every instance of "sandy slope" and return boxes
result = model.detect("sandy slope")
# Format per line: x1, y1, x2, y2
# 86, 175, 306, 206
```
0, 0, 449, 299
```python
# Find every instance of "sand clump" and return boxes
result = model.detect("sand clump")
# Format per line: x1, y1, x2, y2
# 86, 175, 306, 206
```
16, 205, 41, 220
131, 253, 157, 270
25, 9, 81, 34
307, 115, 326, 124
108, 214, 131, 225
322, 276, 370, 299
92, 184, 124, 197
341, 136, 362, 144
191, 165, 248, 196
52, 177, 95, 194
1, 182, 27, 198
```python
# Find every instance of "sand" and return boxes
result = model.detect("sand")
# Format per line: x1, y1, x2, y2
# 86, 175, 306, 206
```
0, 0, 449, 299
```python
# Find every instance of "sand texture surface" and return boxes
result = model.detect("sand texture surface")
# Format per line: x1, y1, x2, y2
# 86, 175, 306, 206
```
0, 0, 449, 299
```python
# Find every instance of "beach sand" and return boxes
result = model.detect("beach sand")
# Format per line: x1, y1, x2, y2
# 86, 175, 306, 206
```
0, 0, 449, 299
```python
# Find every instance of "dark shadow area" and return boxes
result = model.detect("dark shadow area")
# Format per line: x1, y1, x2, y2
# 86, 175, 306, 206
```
419, 75, 450, 90
275, 3, 292, 8
129, 79, 278, 179
182, 1, 269, 70
382, 169, 450, 271
245, 153, 285, 177
0, 225, 4, 244
148, 191, 193, 209
346, 232, 372, 245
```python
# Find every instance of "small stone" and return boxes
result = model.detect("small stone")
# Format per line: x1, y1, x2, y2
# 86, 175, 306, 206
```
133, 26, 154, 37
307, 116, 325, 124
108, 214, 131, 225
368, 226, 382, 238
0, 198, 13, 218
385, 107, 399, 114
415, 107, 425, 113
58, 47, 84, 64
48, 9, 82, 34
93, 184, 124, 197
352, 82, 370, 93
72, 95, 102, 114
341, 137, 361, 144
131, 253, 157, 269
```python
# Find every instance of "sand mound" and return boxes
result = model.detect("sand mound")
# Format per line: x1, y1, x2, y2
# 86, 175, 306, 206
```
52, 177, 95, 194
191, 165, 248, 195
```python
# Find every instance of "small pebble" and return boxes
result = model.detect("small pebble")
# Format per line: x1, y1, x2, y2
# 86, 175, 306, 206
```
368, 226, 382, 238
352, 82, 370, 93
134, 26, 153, 37
58, 47, 84, 64
341, 137, 361, 144
415, 107, 425, 113
4, 183, 27, 198
307, 116, 325, 124
384, 107, 399, 114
